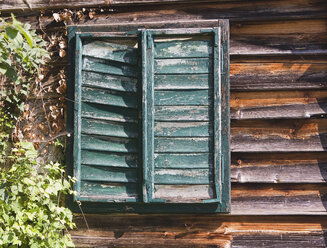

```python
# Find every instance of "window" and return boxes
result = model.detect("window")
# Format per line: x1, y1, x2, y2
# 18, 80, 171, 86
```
67, 21, 230, 213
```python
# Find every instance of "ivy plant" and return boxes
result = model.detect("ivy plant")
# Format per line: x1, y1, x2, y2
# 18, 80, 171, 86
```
0, 14, 75, 247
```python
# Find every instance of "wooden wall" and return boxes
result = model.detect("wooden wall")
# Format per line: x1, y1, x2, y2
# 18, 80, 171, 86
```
1, 0, 327, 247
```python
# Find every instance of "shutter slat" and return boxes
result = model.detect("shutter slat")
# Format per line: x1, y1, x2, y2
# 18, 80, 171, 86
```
154, 185, 214, 203
83, 57, 138, 77
155, 106, 210, 121
83, 40, 138, 65
154, 153, 211, 169
81, 150, 137, 168
81, 165, 137, 183
79, 181, 138, 202
154, 39, 212, 58
154, 137, 212, 153
82, 71, 137, 93
81, 103, 138, 123
154, 74, 211, 90
81, 135, 138, 153
154, 169, 212, 184
154, 90, 211, 106
81, 119, 138, 138
155, 58, 211, 74
82, 87, 137, 109
154, 121, 211, 137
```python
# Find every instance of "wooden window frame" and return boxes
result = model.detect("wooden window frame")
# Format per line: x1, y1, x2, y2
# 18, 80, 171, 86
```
66, 20, 230, 213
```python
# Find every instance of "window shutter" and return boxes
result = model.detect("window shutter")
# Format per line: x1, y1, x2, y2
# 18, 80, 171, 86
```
69, 20, 230, 212
141, 28, 225, 203
73, 34, 142, 202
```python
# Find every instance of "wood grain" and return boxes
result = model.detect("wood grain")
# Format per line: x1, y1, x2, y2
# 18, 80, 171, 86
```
231, 152, 327, 183
230, 90, 327, 119
231, 119, 327, 152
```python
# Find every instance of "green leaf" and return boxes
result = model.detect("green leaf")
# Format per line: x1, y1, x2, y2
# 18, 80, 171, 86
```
5, 27, 18, 40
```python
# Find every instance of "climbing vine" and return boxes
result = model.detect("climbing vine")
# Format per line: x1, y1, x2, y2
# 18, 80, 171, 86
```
0, 14, 75, 247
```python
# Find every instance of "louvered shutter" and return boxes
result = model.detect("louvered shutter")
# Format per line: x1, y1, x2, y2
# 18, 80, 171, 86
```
69, 21, 230, 212
142, 28, 225, 203
73, 34, 142, 202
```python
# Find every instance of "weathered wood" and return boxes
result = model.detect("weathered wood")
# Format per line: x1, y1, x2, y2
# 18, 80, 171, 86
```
73, 214, 327, 232
153, 185, 213, 203
81, 102, 138, 123
79, 181, 138, 201
154, 90, 211, 106
82, 39, 138, 65
81, 135, 138, 153
154, 153, 211, 169
232, 232, 327, 248
231, 184, 327, 215
155, 106, 210, 121
154, 74, 211, 90
230, 62, 327, 91
83, 56, 138, 77
82, 71, 137, 93
154, 122, 211, 137
230, 90, 327, 119
80, 165, 137, 183
154, 137, 212, 153
231, 119, 327, 152
81, 118, 138, 138
82, 87, 138, 109
81, 150, 138, 168
71, 214, 327, 247
231, 152, 327, 183
155, 58, 211, 74
154, 169, 212, 185
154, 39, 212, 58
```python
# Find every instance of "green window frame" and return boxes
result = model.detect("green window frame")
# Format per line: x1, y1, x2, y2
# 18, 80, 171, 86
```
67, 21, 230, 213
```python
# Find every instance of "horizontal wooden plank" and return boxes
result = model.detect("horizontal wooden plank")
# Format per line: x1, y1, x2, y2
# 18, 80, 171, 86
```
81, 135, 138, 153
231, 152, 327, 184
71, 214, 327, 247
154, 153, 211, 169
154, 58, 211, 74
154, 168, 211, 185
232, 232, 327, 248
82, 71, 137, 93
154, 39, 212, 58
230, 33, 327, 56
79, 181, 138, 201
73, 215, 327, 232
83, 57, 138, 77
154, 74, 210, 90
231, 119, 327, 152
155, 106, 209, 121
80, 165, 137, 183
7, 0, 327, 23
82, 87, 137, 109
81, 118, 138, 138
231, 184, 327, 215
82, 40, 138, 65
81, 150, 138, 168
230, 62, 327, 91
230, 90, 327, 119
72, 232, 230, 248
154, 90, 210, 106
154, 185, 213, 202
154, 122, 211, 137
155, 137, 211, 153
82, 102, 138, 123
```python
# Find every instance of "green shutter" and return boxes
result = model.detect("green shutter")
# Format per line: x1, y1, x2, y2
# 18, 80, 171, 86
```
142, 29, 223, 203
74, 34, 142, 202
69, 21, 230, 212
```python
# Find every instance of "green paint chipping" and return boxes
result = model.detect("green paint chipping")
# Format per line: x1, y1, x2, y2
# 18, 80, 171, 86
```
68, 22, 230, 213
